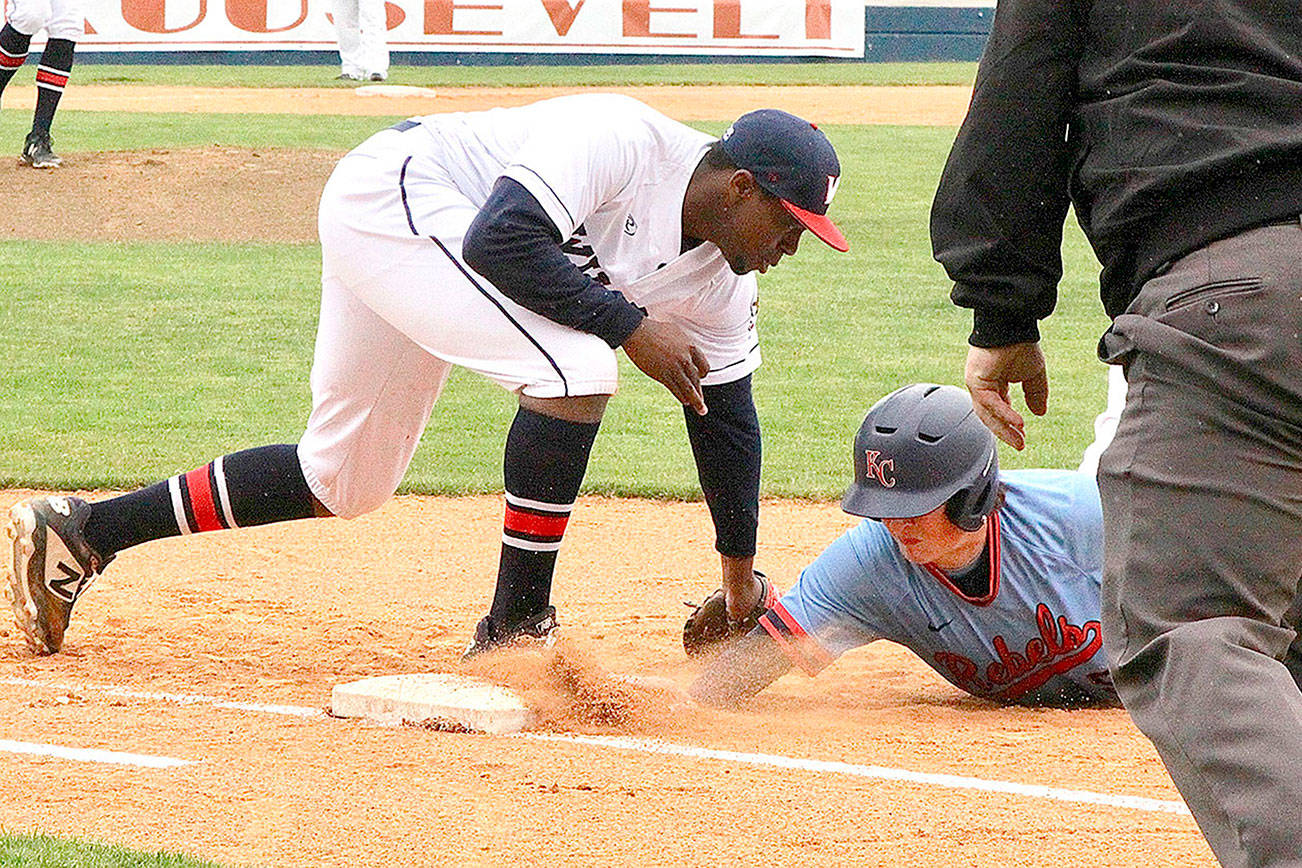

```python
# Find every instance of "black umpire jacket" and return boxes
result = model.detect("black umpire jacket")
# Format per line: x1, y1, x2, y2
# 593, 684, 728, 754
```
930, 0, 1302, 349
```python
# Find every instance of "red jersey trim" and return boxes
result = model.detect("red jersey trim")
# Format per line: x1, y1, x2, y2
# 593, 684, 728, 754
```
759, 601, 835, 676
923, 512, 1001, 607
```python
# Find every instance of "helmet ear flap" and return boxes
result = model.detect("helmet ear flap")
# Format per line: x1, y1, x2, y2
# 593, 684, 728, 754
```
944, 477, 997, 532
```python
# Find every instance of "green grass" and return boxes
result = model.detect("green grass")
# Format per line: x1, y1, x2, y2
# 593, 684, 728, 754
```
0, 115, 1107, 498
77, 62, 978, 88
28, 111, 403, 152
0, 833, 222, 867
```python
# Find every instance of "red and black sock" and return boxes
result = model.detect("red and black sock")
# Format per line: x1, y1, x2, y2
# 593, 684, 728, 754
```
83, 444, 317, 559
488, 407, 599, 628
0, 24, 31, 98
31, 38, 73, 133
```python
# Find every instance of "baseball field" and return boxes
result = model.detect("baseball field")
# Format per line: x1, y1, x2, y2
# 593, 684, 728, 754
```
0, 64, 1213, 866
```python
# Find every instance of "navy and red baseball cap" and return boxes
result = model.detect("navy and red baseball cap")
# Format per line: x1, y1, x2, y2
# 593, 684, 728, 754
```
719, 108, 848, 253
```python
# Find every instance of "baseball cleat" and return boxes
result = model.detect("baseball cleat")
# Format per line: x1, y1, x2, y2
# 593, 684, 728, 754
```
367, 72, 387, 82
19, 130, 61, 169
6, 496, 111, 654
462, 606, 559, 660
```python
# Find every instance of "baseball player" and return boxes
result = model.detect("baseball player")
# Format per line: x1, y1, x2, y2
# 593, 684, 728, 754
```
689, 383, 1125, 708
6, 95, 847, 658
689, 382, 1302, 707
0, 0, 82, 167
332, 0, 388, 81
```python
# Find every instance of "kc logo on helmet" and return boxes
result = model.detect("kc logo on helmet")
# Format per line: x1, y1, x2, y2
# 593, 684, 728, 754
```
864, 450, 895, 487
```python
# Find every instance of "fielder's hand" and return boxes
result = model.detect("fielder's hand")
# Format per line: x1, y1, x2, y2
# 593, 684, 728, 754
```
964, 342, 1048, 450
682, 571, 779, 658
623, 318, 711, 415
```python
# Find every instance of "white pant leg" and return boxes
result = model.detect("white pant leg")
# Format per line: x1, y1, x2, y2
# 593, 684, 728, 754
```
357, 0, 388, 77
43, 0, 82, 40
299, 277, 451, 518
7, 0, 51, 36
1077, 363, 1127, 476
317, 142, 619, 398
302, 138, 619, 516
332, 0, 363, 77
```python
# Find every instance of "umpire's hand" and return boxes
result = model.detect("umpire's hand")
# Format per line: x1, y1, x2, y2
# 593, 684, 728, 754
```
623, 318, 711, 415
964, 341, 1048, 450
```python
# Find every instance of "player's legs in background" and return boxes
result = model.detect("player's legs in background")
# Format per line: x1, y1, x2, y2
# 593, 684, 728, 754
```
1077, 363, 1126, 476
332, 0, 364, 80
23, 36, 72, 162
357, 0, 388, 81
14, 0, 79, 167
0, 21, 31, 104
1098, 220, 1302, 866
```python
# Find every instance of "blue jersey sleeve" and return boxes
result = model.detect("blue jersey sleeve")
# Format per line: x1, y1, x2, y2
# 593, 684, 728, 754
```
764, 520, 909, 674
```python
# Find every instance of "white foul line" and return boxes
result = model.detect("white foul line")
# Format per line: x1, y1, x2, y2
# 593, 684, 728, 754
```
1, 677, 1189, 815
0, 739, 193, 768
520, 732, 1191, 816
0, 677, 324, 718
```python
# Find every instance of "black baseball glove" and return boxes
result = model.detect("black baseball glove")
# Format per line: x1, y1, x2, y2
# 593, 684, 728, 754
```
682, 570, 779, 658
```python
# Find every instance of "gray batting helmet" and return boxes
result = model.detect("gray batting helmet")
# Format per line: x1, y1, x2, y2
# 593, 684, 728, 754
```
840, 383, 999, 531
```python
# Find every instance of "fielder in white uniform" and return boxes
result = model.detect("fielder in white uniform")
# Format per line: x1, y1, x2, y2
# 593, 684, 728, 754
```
6, 94, 848, 658
332, 0, 388, 81
0, 0, 81, 166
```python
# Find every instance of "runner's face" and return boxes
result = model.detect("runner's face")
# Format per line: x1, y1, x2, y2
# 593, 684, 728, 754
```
714, 177, 806, 275
882, 506, 972, 566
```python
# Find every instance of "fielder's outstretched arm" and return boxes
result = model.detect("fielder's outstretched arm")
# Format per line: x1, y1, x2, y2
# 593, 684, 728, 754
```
683, 375, 763, 613
689, 629, 793, 707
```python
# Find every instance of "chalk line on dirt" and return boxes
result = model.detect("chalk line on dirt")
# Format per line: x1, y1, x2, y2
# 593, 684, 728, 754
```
0, 738, 194, 768
2, 676, 1189, 815
520, 732, 1190, 816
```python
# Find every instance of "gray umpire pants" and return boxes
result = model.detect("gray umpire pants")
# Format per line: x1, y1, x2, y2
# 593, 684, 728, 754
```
1098, 217, 1302, 868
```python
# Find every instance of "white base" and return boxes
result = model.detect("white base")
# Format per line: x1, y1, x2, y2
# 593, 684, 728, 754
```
330, 673, 533, 734
355, 85, 438, 97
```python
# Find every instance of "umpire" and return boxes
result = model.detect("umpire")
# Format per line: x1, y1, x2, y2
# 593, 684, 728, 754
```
931, 2, 1302, 865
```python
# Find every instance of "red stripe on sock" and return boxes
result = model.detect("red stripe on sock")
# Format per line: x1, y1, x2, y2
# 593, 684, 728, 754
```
0, 53, 26, 68
35, 70, 68, 87
503, 504, 569, 538
184, 466, 224, 533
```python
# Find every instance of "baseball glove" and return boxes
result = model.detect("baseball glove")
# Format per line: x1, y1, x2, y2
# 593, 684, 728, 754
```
682, 571, 780, 658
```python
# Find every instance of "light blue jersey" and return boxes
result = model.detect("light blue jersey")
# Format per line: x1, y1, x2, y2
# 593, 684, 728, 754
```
759, 469, 1116, 706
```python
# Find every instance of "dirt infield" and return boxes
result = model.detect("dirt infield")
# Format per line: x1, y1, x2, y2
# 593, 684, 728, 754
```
1, 490, 1212, 866
1, 84, 1213, 866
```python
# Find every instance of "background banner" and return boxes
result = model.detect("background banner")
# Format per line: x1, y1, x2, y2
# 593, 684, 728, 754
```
75, 0, 867, 57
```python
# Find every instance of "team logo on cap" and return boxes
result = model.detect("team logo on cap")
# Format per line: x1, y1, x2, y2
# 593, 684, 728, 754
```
825, 175, 841, 206
864, 450, 895, 487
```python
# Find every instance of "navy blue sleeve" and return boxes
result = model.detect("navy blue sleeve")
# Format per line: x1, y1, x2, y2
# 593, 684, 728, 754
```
683, 374, 760, 558
462, 177, 646, 348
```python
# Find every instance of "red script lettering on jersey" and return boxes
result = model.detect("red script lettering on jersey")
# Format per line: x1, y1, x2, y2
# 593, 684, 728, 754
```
932, 604, 1103, 701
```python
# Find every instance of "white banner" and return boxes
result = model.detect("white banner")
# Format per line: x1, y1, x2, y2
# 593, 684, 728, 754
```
78, 0, 866, 56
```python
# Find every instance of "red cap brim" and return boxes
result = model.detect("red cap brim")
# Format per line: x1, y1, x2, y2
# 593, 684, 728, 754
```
782, 200, 849, 252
